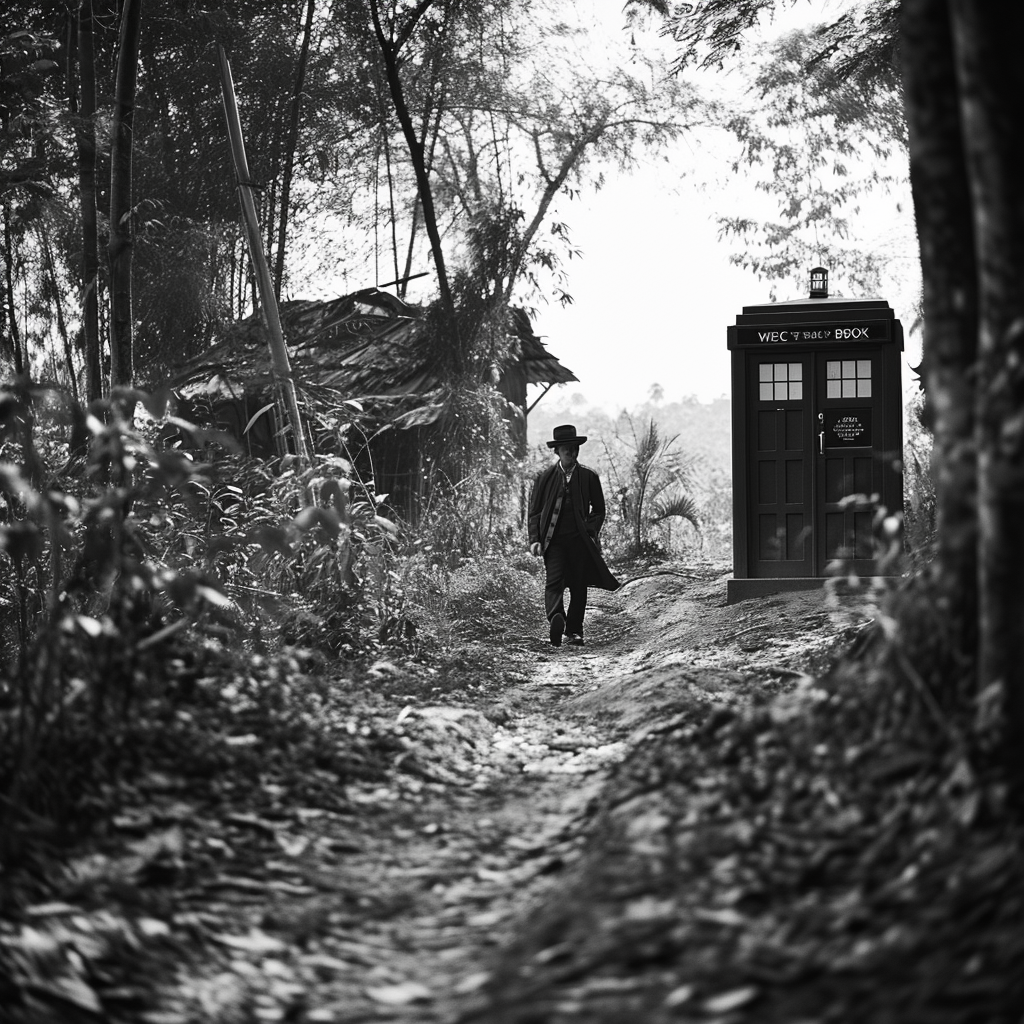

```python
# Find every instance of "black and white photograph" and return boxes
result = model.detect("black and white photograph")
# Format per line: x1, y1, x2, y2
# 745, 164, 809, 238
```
1, 1, 1021, 1021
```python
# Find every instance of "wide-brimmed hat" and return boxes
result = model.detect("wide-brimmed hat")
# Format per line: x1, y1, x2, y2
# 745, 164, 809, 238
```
547, 424, 588, 448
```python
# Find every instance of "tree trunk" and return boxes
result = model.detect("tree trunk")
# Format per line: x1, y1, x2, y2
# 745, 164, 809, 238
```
264, 157, 279, 277
75, 0, 102, 405
2, 202, 24, 376
274, 0, 316, 301
108, 0, 143, 395
40, 221, 79, 403
369, 0, 461, 365
399, 104, 443, 299
950, 1, 1024, 771
900, 0, 979, 663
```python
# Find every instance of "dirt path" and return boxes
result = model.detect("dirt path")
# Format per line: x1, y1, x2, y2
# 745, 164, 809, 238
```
10, 569, 1023, 1023
234, 594, 640, 1023
125, 570, 847, 1023
6, 568, 862, 1024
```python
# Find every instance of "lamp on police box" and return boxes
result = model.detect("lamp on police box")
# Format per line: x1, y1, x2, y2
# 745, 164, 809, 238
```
809, 266, 829, 298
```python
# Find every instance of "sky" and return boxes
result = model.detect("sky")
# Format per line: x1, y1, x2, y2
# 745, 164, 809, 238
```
527, 145, 921, 413
527, 156, 775, 409
519, 2, 923, 415
304, 1, 923, 415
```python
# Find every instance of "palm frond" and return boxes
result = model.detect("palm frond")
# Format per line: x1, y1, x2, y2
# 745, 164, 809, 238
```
649, 489, 702, 531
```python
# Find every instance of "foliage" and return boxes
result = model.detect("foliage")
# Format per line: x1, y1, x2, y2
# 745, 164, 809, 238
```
717, 27, 909, 299
410, 376, 526, 555
901, 388, 936, 567
597, 415, 702, 560
0, 0, 353, 392
476, 580, 1024, 1021
622, 1, 911, 302
4, 0, 710, 547
402, 551, 539, 651
1, 25, 64, 376
625, 0, 902, 99
0, 368, 557, 860
0, 383, 418, 851
0, 26, 63, 214
325, 0, 705, 320
0, 383, 235, 835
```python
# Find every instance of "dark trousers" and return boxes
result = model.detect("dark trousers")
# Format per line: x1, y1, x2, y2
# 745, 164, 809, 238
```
544, 535, 589, 635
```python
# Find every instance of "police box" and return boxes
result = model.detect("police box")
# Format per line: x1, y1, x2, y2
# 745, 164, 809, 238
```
726, 270, 904, 603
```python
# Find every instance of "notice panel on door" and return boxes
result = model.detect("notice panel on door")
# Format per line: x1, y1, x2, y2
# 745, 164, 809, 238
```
824, 408, 872, 447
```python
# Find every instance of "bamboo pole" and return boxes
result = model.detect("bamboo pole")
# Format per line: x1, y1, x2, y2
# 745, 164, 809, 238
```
216, 45, 309, 464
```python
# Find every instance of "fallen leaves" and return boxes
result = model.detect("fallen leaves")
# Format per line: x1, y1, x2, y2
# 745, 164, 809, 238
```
702, 985, 759, 1013
365, 980, 433, 1005
4, 573, 1023, 1024
462, 595, 1024, 1022
0, 906, 176, 1021
210, 928, 288, 954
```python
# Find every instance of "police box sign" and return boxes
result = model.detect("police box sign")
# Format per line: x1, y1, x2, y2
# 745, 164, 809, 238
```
733, 320, 890, 347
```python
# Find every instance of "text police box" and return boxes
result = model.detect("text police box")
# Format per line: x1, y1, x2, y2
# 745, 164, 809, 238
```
733, 320, 891, 347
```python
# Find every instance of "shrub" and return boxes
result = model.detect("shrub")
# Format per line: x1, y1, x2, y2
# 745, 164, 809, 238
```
902, 390, 936, 566
402, 553, 539, 646
593, 416, 704, 561
0, 384, 407, 848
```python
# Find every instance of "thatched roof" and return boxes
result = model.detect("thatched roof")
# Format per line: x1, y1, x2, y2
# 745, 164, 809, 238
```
169, 288, 577, 421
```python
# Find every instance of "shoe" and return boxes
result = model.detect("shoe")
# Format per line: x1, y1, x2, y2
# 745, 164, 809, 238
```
565, 633, 585, 646
549, 613, 565, 646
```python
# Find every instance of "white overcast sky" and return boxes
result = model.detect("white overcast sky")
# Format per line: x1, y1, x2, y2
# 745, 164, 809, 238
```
303, 1, 922, 412
527, 1, 922, 412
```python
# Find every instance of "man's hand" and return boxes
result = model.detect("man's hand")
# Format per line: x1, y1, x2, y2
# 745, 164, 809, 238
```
529, 542, 542, 557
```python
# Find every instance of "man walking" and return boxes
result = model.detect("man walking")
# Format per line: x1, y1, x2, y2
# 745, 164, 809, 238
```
528, 425, 620, 646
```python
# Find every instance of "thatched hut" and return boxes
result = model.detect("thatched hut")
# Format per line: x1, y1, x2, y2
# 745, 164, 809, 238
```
169, 288, 576, 519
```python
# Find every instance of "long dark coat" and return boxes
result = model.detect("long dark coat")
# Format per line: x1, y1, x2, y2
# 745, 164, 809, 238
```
528, 462, 620, 591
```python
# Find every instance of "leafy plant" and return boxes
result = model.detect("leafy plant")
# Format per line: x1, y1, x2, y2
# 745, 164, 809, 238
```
402, 551, 538, 647
715, 26, 911, 301
600, 416, 702, 559
0, 385, 241, 834
0, 383, 421, 853
901, 389, 936, 567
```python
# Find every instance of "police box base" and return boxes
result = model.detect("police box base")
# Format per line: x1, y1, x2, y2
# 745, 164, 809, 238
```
726, 575, 901, 605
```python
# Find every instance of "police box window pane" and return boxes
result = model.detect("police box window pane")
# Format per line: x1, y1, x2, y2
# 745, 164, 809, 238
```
857, 359, 872, 397
826, 357, 872, 400
759, 362, 803, 401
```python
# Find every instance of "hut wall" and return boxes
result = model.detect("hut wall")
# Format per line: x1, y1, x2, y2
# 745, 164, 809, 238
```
497, 361, 528, 456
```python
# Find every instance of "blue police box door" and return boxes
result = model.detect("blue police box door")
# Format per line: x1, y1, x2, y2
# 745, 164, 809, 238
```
748, 353, 814, 577
815, 348, 888, 575
748, 347, 890, 578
